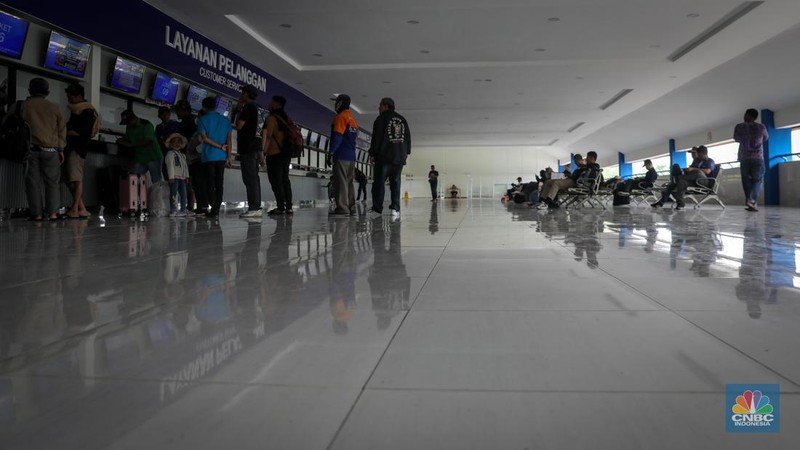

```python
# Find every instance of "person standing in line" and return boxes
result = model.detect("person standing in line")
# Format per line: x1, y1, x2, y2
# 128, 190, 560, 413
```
63, 83, 97, 219
261, 95, 293, 215
21, 78, 66, 221
734, 108, 769, 212
196, 97, 232, 217
164, 133, 191, 217
117, 109, 163, 184
355, 167, 368, 202
428, 165, 439, 201
368, 97, 411, 219
235, 85, 263, 218
155, 106, 180, 153
176, 100, 205, 214
328, 94, 359, 217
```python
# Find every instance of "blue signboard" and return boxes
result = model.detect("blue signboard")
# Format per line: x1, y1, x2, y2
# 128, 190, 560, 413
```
0, 9, 28, 59
1, 0, 335, 132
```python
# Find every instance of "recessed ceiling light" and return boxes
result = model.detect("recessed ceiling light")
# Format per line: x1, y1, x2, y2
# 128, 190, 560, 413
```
295, 82, 304, 85
517, 92, 524, 95
382, 81, 392, 84
420, 50, 431, 54
361, 94, 368, 98
437, 93, 445, 96
483, 117, 489, 120
440, 103, 447, 106
513, 102, 520, 106
312, 53, 323, 57
535, 48, 546, 52
686, 13, 700, 18
407, 20, 420, 24
474, 79, 483, 82
669, 75, 678, 79
484, 79, 492, 82
576, 76, 584, 80
548, 17, 560, 22
650, 44, 661, 48
279, 23, 292, 28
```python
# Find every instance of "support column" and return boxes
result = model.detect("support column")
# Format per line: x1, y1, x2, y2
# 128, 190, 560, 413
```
87, 45, 102, 108
618, 152, 632, 179
761, 109, 790, 206
669, 139, 686, 168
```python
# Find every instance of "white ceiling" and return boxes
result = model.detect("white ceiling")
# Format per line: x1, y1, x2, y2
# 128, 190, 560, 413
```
146, 0, 800, 160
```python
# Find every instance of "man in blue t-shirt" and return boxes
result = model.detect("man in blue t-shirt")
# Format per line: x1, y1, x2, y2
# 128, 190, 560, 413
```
196, 96, 232, 217
652, 146, 716, 210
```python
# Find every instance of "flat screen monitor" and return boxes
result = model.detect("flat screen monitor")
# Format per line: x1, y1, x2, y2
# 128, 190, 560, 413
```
44, 31, 91, 77
109, 56, 145, 94
151, 72, 179, 104
186, 85, 207, 112
0, 11, 29, 59
215, 96, 232, 117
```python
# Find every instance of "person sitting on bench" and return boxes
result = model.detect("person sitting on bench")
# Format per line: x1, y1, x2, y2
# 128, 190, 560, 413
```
617, 159, 658, 195
540, 152, 600, 209
651, 146, 715, 210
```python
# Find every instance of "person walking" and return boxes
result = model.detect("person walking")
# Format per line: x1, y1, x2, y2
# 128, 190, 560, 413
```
261, 95, 294, 215
63, 83, 97, 219
368, 98, 411, 219
734, 108, 769, 212
355, 167, 368, 202
235, 85, 263, 218
21, 78, 66, 221
428, 165, 439, 201
196, 97, 232, 217
328, 94, 359, 217
117, 109, 163, 184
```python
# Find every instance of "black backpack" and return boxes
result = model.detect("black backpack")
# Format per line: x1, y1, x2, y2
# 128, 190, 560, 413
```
0, 101, 31, 163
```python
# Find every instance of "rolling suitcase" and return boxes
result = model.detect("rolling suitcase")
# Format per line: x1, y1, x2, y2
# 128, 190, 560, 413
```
120, 174, 147, 214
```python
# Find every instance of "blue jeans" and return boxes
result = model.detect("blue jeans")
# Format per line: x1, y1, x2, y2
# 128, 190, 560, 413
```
170, 179, 187, 212
135, 159, 163, 184
740, 158, 764, 205
372, 163, 403, 213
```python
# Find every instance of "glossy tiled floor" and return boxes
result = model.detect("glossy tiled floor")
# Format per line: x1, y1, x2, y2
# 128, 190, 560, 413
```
1, 199, 799, 449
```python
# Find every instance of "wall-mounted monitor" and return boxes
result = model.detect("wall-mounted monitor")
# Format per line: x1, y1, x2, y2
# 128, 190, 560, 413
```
0, 11, 29, 59
215, 96, 232, 117
43, 31, 91, 77
186, 85, 207, 112
109, 56, 145, 94
151, 72, 179, 104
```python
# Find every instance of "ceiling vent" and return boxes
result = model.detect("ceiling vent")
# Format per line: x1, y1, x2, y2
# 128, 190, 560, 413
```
599, 89, 634, 111
548, 139, 559, 146
567, 122, 586, 133
667, 1, 764, 62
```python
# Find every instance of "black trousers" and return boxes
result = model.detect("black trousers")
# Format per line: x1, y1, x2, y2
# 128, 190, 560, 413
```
204, 161, 226, 213
430, 180, 438, 199
240, 151, 262, 211
266, 154, 292, 210
189, 161, 208, 210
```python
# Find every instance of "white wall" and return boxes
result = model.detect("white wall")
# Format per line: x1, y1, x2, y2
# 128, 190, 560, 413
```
404, 146, 559, 198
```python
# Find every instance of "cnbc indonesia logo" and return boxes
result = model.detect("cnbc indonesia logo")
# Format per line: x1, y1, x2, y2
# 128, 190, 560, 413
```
726, 385, 780, 433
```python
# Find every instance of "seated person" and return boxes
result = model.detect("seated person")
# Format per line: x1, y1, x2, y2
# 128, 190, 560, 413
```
651, 146, 715, 210
449, 184, 460, 198
507, 177, 523, 197
536, 167, 554, 183
562, 163, 572, 179
540, 152, 601, 209
616, 159, 658, 194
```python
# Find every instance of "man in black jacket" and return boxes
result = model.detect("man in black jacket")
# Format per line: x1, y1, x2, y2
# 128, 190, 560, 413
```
368, 98, 411, 218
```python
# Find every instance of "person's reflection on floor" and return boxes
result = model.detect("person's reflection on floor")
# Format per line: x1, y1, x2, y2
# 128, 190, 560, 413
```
429, 200, 439, 235
564, 213, 603, 269
671, 212, 721, 277
368, 217, 411, 330
328, 218, 357, 335
62, 219, 93, 331
737, 216, 768, 318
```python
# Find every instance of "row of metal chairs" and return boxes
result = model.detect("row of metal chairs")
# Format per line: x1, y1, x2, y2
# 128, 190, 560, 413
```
556, 167, 725, 210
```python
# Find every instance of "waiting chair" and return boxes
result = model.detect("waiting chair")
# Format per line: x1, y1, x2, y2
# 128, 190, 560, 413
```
563, 172, 604, 209
685, 166, 725, 209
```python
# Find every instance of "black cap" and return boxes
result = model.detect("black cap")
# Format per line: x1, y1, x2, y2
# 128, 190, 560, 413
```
29, 77, 50, 96
643, 159, 652, 167
242, 85, 258, 100
119, 109, 136, 125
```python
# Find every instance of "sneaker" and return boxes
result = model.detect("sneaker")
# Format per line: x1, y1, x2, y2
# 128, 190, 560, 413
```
169, 211, 180, 217
184, 210, 196, 217
267, 208, 285, 216
240, 209, 263, 219
391, 209, 400, 219
206, 210, 219, 218
674, 204, 685, 210
650, 202, 663, 209
329, 209, 350, 218
367, 209, 383, 218
284, 209, 294, 215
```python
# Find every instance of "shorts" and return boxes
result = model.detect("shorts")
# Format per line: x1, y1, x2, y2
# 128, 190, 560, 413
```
64, 151, 85, 183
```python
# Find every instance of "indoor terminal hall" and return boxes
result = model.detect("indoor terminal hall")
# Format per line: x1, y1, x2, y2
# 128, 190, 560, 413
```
2, 0, 800, 449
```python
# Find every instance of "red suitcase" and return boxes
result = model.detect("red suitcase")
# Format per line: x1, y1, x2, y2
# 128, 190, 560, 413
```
120, 174, 147, 213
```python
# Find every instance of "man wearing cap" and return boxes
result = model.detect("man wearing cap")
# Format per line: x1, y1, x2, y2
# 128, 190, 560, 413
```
367, 97, 411, 219
64, 83, 97, 219
235, 85, 263, 218
155, 106, 180, 153
328, 94, 359, 217
616, 159, 658, 196
117, 109, 163, 184
652, 146, 715, 210
21, 77, 66, 221
540, 153, 588, 209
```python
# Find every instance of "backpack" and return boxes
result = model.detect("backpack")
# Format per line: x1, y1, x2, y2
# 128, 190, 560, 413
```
0, 101, 31, 163
273, 114, 304, 158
